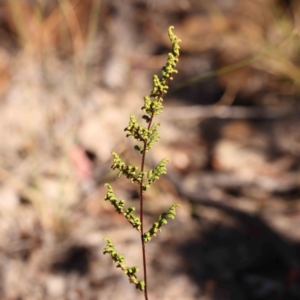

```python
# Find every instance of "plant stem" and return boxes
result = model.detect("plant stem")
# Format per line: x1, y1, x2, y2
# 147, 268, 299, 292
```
139, 63, 175, 299
140, 101, 158, 298
140, 139, 148, 300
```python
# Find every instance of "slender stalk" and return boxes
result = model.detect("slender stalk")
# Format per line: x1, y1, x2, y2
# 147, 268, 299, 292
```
139, 109, 156, 300
140, 140, 148, 300
139, 70, 173, 299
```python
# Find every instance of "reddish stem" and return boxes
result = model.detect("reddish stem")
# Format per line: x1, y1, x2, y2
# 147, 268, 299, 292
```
139, 75, 173, 300
139, 142, 148, 300
139, 37, 181, 296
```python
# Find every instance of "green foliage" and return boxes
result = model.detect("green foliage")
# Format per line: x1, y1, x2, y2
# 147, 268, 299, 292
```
103, 238, 145, 290
143, 204, 180, 242
147, 158, 170, 184
124, 114, 150, 142
103, 26, 181, 298
150, 26, 181, 99
104, 184, 141, 230
111, 152, 140, 183
124, 206, 141, 230
124, 115, 161, 153
142, 95, 164, 117
140, 158, 171, 192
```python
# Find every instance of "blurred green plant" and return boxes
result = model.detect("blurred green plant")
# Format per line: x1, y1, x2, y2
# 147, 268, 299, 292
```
103, 26, 181, 300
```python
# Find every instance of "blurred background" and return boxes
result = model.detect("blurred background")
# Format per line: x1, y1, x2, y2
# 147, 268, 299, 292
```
0, 0, 300, 299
